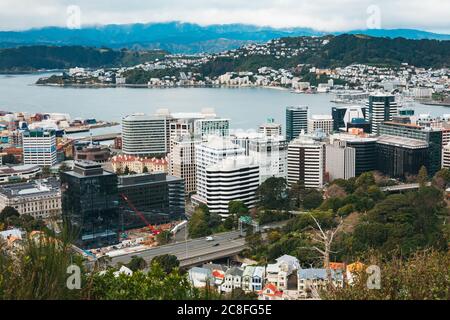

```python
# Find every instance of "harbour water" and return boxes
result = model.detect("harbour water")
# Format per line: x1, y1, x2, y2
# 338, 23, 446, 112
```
1, 73, 449, 135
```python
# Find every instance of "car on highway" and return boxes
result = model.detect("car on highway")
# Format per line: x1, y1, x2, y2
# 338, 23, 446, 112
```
206, 236, 214, 241
213, 243, 220, 247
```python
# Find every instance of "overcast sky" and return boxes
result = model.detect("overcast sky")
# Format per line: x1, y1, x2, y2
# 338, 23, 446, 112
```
0, 0, 449, 33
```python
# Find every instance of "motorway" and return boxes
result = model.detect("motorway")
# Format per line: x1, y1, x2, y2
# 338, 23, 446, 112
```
110, 220, 289, 267
110, 230, 245, 266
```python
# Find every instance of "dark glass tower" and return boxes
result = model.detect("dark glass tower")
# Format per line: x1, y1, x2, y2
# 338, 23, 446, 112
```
61, 161, 119, 249
286, 106, 308, 142
118, 173, 185, 230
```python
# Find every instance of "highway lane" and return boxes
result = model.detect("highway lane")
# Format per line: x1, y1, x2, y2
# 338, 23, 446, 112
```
110, 220, 290, 266
111, 230, 243, 265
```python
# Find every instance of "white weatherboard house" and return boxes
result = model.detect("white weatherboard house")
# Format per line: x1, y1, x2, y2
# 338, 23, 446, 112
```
219, 267, 244, 293
266, 255, 301, 290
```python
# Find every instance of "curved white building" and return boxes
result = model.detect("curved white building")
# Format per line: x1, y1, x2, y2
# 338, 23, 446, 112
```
206, 156, 260, 216
193, 136, 245, 205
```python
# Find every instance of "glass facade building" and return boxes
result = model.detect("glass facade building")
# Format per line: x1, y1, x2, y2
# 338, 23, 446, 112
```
61, 161, 119, 249
379, 122, 442, 176
286, 106, 308, 142
118, 173, 185, 230
376, 135, 429, 178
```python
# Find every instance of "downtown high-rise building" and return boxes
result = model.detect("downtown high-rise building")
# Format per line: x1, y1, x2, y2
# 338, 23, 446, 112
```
61, 161, 119, 249
329, 133, 378, 176
192, 136, 245, 206
259, 118, 282, 137
287, 134, 326, 189
365, 93, 398, 134
308, 115, 334, 135
22, 129, 57, 167
286, 106, 308, 142
169, 134, 202, 195
205, 156, 260, 216
122, 114, 169, 157
326, 140, 356, 181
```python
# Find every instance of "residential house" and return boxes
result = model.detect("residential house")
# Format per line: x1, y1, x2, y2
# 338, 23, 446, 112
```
266, 255, 301, 290
297, 268, 344, 299
188, 267, 214, 288
258, 283, 284, 301
202, 263, 227, 286
219, 266, 244, 293
242, 266, 255, 292
251, 266, 265, 292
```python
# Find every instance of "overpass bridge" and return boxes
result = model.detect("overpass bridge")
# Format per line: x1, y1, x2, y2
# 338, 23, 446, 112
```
381, 182, 431, 193
109, 231, 246, 268
108, 220, 290, 268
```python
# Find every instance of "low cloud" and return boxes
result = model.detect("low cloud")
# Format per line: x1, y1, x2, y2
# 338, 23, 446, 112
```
0, 0, 449, 33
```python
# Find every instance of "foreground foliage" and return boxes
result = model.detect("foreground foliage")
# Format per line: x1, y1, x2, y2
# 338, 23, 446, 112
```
323, 250, 450, 300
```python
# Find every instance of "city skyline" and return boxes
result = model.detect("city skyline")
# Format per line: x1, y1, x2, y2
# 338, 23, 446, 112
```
1, 0, 450, 33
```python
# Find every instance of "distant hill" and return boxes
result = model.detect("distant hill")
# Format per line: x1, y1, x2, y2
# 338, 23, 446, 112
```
0, 46, 167, 72
0, 22, 449, 54
195, 34, 450, 79
1, 34, 449, 73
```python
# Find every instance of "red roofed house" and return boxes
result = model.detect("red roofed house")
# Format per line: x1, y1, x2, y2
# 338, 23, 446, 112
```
258, 283, 284, 301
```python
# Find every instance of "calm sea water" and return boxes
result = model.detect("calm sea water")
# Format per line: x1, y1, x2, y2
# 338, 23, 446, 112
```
1, 73, 449, 135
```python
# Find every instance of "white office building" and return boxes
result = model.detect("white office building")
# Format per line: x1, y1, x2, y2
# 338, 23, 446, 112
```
192, 136, 245, 205
442, 142, 450, 170
308, 115, 334, 135
22, 129, 57, 166
326, 140, 356, 181
366, 93, 399, 134
194, 118, 230, 137
206, 156, 260, 216
122, 114, 169, 156
288, 134, 326, 189
259, 119, 282, 137
169, 134, 202, 195
232, 132, 288, 182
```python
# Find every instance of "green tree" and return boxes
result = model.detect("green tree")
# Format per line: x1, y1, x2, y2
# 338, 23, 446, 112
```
355, 172, 376, 190
124, 166, 130, 175
0, 206, 20, 223
41, 166, 51, 177
90, 263, 197, 300
417, 166, 428, 187
143, 166, 149, 173
303, 189, 324, 210
126, 256, 148, 272
257, 177, 289, 210
151, 254, 180, 274
156, 230, 172, 245
228, 201, 249, 216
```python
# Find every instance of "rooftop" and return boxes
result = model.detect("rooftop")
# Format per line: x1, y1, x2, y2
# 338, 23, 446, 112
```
0, 178, 60, 199
201, 136, 242, 151
377, 135, 429, 149
207, 155, 257, 172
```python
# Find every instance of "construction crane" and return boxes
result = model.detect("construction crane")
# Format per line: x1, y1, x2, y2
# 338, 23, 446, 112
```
119, 193, 161, 235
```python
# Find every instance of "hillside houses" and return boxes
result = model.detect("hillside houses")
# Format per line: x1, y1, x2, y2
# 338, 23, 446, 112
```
187, 254, 350, 300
